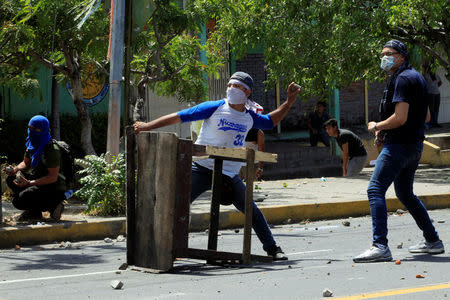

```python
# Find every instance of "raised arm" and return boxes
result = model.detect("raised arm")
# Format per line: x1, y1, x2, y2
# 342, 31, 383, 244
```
269, 82, 302, 126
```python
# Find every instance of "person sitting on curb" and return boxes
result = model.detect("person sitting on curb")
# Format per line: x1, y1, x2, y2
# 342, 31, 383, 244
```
4, 115, 65, 221
134, 71, 302, 260
324, 118, 368, 177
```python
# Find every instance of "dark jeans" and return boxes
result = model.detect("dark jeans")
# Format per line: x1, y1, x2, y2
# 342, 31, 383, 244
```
367, 142, 439, 246
428, 93, 441, 126
191, 163, 276, 251
6, 175, 65, 213
310, 130, 330, 147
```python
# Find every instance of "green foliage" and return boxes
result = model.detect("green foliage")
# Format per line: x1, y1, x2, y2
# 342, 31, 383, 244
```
196, 0, 450, 96
130, 0, 224, 102
75, 152, 126, 216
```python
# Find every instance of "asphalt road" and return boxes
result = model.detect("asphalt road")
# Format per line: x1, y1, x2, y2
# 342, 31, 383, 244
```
0, 209, 449, 300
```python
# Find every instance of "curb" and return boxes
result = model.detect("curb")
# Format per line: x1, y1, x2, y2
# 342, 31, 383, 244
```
1, 194, 449, 249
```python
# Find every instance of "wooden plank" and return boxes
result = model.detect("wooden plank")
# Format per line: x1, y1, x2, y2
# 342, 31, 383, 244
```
135, 132, 157, 268
173, 139, 192, 258
243, 148, 255, 264
205, 145, 277, 163
183, 248, 273, 263
153, 132, 178, 271
125, 126, 136, 265
207, 158, 222, 251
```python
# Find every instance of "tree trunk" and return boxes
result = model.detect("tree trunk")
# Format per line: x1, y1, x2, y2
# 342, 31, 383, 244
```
51, 70, 61, 140
70, 74, 97, 155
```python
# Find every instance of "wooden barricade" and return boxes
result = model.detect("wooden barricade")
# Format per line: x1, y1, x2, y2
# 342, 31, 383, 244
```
126, 128, 277, 272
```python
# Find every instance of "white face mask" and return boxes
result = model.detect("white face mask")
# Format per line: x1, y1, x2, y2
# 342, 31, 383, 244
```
226, 87, 248, 104
380, 55, 395, 72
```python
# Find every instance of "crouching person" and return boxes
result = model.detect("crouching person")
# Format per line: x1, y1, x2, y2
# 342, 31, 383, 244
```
4, 115, 65, 221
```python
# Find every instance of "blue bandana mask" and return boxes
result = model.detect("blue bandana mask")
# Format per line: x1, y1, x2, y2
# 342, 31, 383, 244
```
380, 56, 395, 72
26, 115, 52, 167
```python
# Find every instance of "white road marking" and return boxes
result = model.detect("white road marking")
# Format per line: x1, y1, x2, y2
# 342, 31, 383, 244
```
287, 249, 333, 256
0, 270, 118, 285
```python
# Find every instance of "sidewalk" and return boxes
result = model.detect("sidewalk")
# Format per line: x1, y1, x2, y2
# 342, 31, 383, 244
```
1, 166, 449, 248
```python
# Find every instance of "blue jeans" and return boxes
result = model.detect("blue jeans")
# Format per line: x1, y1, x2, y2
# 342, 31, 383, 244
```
191, 163, 276, 251
367, 142, 439, 246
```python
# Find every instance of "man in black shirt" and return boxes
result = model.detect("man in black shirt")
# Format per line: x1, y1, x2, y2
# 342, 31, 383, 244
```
324, 119, 367, 177
306, 101, 330, 147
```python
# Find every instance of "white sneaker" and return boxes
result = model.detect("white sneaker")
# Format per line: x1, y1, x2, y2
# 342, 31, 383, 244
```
353, 245, 392, 263
409, 240, 445, 254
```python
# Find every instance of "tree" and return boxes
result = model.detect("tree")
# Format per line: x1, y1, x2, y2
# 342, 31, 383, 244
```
129, 0, 224, 109
195, 0, 449, 96
0, 0, 109, 155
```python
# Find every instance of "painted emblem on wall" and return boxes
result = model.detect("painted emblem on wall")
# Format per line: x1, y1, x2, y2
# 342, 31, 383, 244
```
66, 64, 109, 107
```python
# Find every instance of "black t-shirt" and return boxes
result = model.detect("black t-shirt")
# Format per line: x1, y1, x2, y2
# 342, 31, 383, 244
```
308, 111, 329, 132
336, 129, 367, 159
245, 128, 259, 142
383, 68, 428, 144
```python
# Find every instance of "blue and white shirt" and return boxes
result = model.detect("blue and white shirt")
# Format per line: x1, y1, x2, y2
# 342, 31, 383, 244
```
178, 99, 274, 177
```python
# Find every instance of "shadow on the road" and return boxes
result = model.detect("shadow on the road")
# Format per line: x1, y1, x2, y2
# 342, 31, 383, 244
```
168, 256, 341, 277
0, 243, 124, 271
402, 254, 450, 263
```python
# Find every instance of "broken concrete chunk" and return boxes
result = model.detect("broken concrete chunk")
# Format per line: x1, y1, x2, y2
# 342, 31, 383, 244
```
322, 288, 333, 297
110, 280, 124, 290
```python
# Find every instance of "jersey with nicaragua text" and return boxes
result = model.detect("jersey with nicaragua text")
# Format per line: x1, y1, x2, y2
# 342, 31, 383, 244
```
178, 99, 273, 177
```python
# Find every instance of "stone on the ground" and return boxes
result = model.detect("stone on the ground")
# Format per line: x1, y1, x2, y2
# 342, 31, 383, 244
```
322, 288, 333, 297
116, 235, 125, 242
397, 242, 403, 249
342, 221, 350, 226
110, 280, 123, 290
104, 237, 113, 243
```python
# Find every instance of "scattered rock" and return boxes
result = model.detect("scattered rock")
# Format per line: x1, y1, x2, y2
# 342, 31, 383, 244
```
437, 220, 445, 224
116, 235, 126, 242
315, 228, 318, 230
397, 242, 403, 249
395, 259, 401, 265
204, 229, 209, 234
110, 280, 124, 290
104, 237, 113, 243
322, 288, 333, 297
342, 221, 350, 227
327, 260, 331, 264
234, 229, 240, 233
255, 197, 265, 202
14, 245, 21, 251
65, 241, 72, 248
396, 209, 406, 215
283, 219, 292, 225
288, 265, 292, 269
118, 263, 128, 270
115, 271, 121, 274
416, 274, 425, 279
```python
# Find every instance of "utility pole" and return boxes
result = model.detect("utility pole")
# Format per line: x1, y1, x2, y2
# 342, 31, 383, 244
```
107, 0, 125, 157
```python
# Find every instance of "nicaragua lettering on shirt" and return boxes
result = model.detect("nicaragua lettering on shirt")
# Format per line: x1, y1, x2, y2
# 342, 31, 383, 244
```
177, 99, 273, 177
